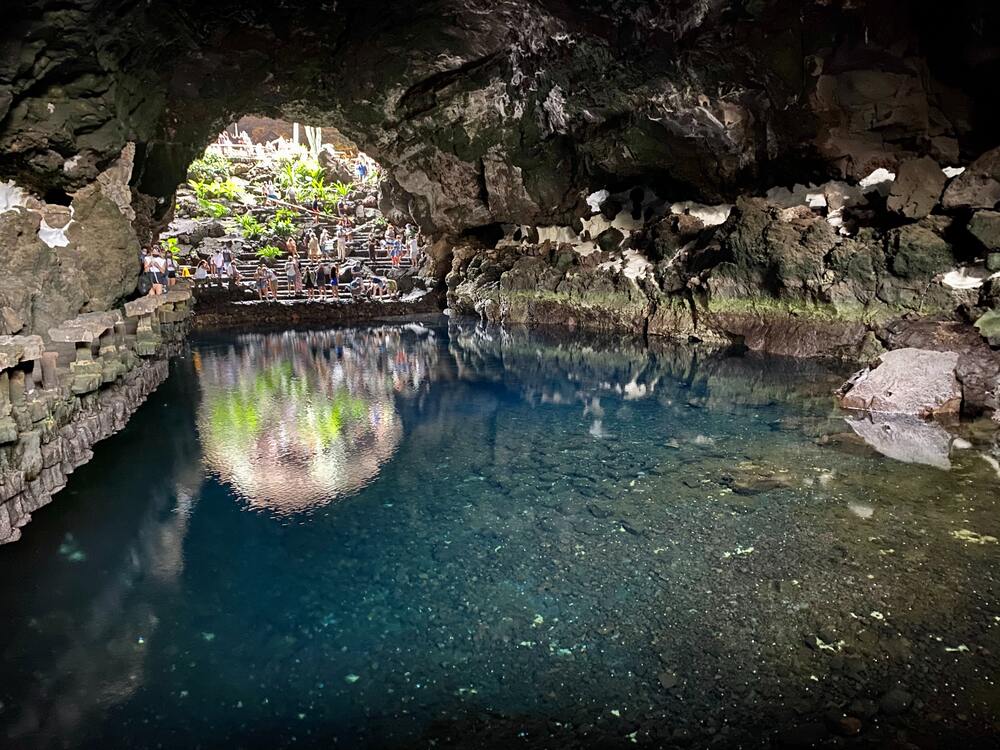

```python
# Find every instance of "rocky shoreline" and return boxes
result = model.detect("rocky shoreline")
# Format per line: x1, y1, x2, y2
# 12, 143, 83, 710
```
0, 289, 193, 543
191, 287, 445, 331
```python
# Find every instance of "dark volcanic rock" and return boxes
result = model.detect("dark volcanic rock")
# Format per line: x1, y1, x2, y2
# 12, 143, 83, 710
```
2, 1, 998, 235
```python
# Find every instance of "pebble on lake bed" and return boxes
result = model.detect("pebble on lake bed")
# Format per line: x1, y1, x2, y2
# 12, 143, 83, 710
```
951, 529, 998, 544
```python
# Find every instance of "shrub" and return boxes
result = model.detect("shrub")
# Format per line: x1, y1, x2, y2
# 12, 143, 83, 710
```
237, 214, 266, 239
188, 152, 232, 182
197, 198, 229, 218
331, 181, 354, 200
256, 245, 285, 260
160, 237, 181, 256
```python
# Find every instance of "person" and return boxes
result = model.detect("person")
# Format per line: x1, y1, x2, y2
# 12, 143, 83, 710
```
254, 264, 269, 301
368, 273, 388, 300
211, 249, 226, 285
407, 228, 419, 263
303, 261, 317, 300
265, 181, 278, 204
316, 259, 329, 300
367, 235, 378, 263
319, 227, 330, 249
308, 233, 322, 261
285, 236, 298, 259
356, 160, 368, 182
284, 255, 299, 298
336, 228, 348, 262
164, 252, 178, 286
285, 185, 297, 204
145, 248, 167, 295
266, 265, 279, 300
311, 196, 320, 212
227, 260, 242, 289
194, 259, 210, 280
329, 263, 340, 301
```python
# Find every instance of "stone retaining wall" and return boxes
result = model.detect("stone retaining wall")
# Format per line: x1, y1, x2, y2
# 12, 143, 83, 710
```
0, 286, 193, 543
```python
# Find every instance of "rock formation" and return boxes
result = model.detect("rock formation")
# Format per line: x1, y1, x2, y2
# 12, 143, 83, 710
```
0, 0, 998, 410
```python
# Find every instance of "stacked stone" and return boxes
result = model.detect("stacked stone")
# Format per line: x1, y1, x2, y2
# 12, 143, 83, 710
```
0, 284, 193, 543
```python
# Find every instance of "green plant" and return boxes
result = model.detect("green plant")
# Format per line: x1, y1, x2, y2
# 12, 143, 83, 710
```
274, 208, 298, 223
256, 245, 285, 260
187, 152, 232, 182
197, 198, 229, 218
189, 179, 210, 200
331, 181, 354, 200
160, 237, 181, 256
237, 213, 266, 239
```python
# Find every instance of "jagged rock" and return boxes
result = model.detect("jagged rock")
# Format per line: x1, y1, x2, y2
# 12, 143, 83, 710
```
888, 222, 954, 280
975, 310, 1000, 347
838, 348, 962, 416
942, 147, 1000, 209
968, 210, 1000, 251
2, 1, 995, 235
318, 146, 355, 185
0, 306, 23, 335
886, 157, 946, 219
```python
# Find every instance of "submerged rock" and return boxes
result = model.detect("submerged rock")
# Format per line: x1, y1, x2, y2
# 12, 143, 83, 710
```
838, 348, 962, 416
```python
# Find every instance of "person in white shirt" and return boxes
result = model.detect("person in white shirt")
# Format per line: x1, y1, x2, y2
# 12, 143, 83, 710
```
211, 250, 226, 285
144, 248, 167, 296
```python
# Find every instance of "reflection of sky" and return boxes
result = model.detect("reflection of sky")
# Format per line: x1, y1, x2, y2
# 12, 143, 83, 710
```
196, 329, 436, 514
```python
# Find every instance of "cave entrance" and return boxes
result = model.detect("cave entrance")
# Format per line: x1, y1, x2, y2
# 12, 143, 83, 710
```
157, 117, 425, 303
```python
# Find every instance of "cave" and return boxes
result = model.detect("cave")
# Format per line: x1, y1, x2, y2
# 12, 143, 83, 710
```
1, 2, 1000, 749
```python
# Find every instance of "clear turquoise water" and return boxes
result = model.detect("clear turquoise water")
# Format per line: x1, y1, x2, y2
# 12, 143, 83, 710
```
1, 322, 999, 749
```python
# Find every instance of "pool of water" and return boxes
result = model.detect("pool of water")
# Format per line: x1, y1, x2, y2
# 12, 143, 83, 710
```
1, 321, 999, 749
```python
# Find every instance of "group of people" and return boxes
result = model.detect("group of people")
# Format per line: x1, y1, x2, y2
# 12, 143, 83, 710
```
255, 257, 394, 302
141, 246, 179, 296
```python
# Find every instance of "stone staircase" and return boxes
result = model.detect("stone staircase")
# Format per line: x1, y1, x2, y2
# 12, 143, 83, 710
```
224, 212, 414, 301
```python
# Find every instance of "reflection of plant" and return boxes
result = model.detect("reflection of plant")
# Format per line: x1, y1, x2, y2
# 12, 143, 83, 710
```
160, 237, 180, 256
188, 152, 232, 182
197, 198, 229, 218
237, 214, 265, 239
256, 245, 285, 260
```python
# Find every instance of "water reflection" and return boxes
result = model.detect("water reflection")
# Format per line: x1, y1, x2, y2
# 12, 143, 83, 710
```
196, 328, 441, 514
1, 321, 998, 750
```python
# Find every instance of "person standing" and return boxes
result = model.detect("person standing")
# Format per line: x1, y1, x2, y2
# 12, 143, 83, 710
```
316, 259, 329, 300
164, 252, 178, 286
330, 263, 340, 301
145, 248, 167, 296
336, 228, 348, 262
211, 249, 226, 285
284, 255, 298, 298
303, 262, 317, 300
308, 232, 321, 261
266, 265, 279, 300
254, 264, 269, 301
285, 236, 299, 259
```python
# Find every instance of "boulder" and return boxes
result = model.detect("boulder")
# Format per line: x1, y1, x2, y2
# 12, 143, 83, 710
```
968, 210, 1000, 250
889, 223, 954, 280
975, 309, 1000, 347
886, 157, 946, 219
318, 146, 355, 185
838, 348, 962, 416
942, 147, 1000, 209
